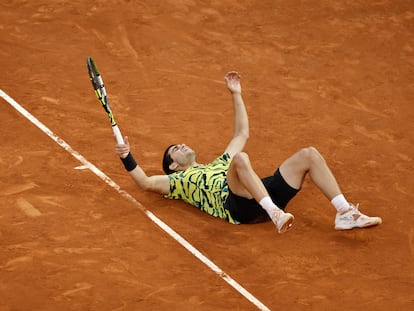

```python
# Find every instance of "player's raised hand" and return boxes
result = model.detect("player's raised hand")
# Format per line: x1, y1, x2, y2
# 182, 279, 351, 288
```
224, 71, 242, 94
115, 135, 130, 159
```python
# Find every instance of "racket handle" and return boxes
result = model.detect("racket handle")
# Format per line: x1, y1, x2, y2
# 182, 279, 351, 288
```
112, 125, 124, 144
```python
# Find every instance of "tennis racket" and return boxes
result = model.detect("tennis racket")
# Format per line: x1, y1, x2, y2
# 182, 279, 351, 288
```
86, 56, 124, 144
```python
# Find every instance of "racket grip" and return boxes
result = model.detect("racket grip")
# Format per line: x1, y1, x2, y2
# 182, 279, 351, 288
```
112, 125, 124, 144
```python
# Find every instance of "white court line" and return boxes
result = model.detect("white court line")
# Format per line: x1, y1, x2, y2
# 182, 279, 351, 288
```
0, 89, 271, 311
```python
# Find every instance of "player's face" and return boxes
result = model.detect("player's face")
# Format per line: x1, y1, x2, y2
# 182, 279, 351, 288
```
169, 144, 196, 167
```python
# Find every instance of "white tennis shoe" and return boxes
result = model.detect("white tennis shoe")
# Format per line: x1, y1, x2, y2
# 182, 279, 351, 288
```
335, 204, 382, 230
270, 209, 294, 234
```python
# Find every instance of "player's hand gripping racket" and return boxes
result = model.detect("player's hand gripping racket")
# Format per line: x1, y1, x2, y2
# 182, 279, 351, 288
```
86, 56, 124, 144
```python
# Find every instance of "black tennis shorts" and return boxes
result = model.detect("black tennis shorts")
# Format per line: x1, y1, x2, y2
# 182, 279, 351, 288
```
224, 168, 299, 224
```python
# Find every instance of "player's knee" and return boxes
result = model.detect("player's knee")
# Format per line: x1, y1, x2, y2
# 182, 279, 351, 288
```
232, 152, 251, 168
300, 146, 324, 165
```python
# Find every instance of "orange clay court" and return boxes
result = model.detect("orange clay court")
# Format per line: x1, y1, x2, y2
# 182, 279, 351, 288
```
0, 1, 413, 310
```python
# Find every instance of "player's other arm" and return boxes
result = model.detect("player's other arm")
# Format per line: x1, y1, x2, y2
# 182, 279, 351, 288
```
115, 136, 170, 195
129, 167, 170, 194
224, 71, 249, 157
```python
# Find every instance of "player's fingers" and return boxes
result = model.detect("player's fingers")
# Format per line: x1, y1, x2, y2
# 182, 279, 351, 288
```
115, 145, 129, 155
224, 70, 235, 78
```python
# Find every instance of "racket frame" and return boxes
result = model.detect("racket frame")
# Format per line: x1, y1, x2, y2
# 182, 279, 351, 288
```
86, 56, 124, 144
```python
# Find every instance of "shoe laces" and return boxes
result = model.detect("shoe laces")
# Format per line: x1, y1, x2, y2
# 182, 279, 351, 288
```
349, 203, 362, 220
270, 209, 282, 223
350, 203, 360, 214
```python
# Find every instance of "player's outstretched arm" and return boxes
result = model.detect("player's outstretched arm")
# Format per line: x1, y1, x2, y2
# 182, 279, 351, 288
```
223, 71, 249, 157
115, 136, 170, 194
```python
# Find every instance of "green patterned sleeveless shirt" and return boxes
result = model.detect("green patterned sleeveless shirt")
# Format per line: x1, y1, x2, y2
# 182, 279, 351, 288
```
165, 153, 238, 224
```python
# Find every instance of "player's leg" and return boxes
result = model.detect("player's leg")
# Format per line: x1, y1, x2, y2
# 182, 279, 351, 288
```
278, 146, 341, 200
227, 152, 294, 233
278, 147, 381, 229
226, 152, 268, 201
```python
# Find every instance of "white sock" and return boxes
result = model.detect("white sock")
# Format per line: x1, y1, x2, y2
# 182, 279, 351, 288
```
259, 196, 281, 217
331, 194, 350, 213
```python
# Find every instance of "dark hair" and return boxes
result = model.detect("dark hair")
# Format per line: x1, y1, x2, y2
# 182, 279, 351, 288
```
162, 144, 176, 174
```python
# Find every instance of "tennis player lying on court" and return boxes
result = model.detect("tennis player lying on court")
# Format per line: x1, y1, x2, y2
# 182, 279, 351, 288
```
115, 71, 382, 234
